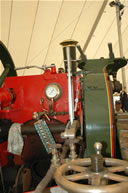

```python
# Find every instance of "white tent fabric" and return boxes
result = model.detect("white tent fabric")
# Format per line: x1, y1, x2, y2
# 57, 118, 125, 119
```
0, 0, 128, 91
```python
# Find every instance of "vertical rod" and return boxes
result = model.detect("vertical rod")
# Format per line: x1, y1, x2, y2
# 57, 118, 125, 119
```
115, 0, 126, 88
66, 46, 74, 124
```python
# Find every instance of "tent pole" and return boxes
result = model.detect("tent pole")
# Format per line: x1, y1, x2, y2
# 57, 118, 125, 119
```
115, 0, 126, 89
82, 0, 108, 53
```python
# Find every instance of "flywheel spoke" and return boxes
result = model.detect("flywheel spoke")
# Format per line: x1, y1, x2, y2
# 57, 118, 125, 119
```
65, 171, 89, 181
104, 172, 128, 182
89, 174, 102, 185
107, 165, 126, 173
66, 165, 88, 173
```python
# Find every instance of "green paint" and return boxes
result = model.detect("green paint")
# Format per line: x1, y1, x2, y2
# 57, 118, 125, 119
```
78, 57, 127, 157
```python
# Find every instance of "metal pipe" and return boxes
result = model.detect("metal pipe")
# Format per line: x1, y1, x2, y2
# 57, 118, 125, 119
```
21, 123, 65, 135
60, 40, 78, 73
115, 0, 126, 88
60, 143, 69, 161
66, 46, 74, 124
60, 40, 78, 125
15, 64, 55, 71
35, 165, 56, 193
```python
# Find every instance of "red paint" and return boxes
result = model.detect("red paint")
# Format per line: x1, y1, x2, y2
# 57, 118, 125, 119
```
0, 67, 81, 166
0, 87, 13, 108
0, 141, 9, 167
0, 69, 81, 124
0, 70, 69, 123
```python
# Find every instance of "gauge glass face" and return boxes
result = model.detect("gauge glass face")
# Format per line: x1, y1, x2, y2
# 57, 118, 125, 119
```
45, 83, 62, 100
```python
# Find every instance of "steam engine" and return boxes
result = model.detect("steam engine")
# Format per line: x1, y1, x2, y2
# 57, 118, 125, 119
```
0, 40, 128, 193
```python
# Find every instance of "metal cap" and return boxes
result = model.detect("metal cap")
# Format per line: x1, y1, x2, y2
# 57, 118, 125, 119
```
60, 39, 78, 47
94, 142, 102, 155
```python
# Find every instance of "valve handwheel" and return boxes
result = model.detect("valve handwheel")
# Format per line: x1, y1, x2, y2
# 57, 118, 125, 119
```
54, 142, 128, 193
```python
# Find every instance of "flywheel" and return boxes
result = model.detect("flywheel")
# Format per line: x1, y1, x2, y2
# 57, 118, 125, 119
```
54, 142, 128, 193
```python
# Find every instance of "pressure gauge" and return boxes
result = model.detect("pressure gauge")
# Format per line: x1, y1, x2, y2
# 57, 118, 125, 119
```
45, 83, 62, 100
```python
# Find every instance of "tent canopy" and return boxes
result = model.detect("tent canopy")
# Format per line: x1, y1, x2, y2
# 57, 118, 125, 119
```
0, 0, 128, 90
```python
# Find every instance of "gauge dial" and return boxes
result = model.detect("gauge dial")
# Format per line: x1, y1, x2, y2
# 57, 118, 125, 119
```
45, 83, 62, 100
